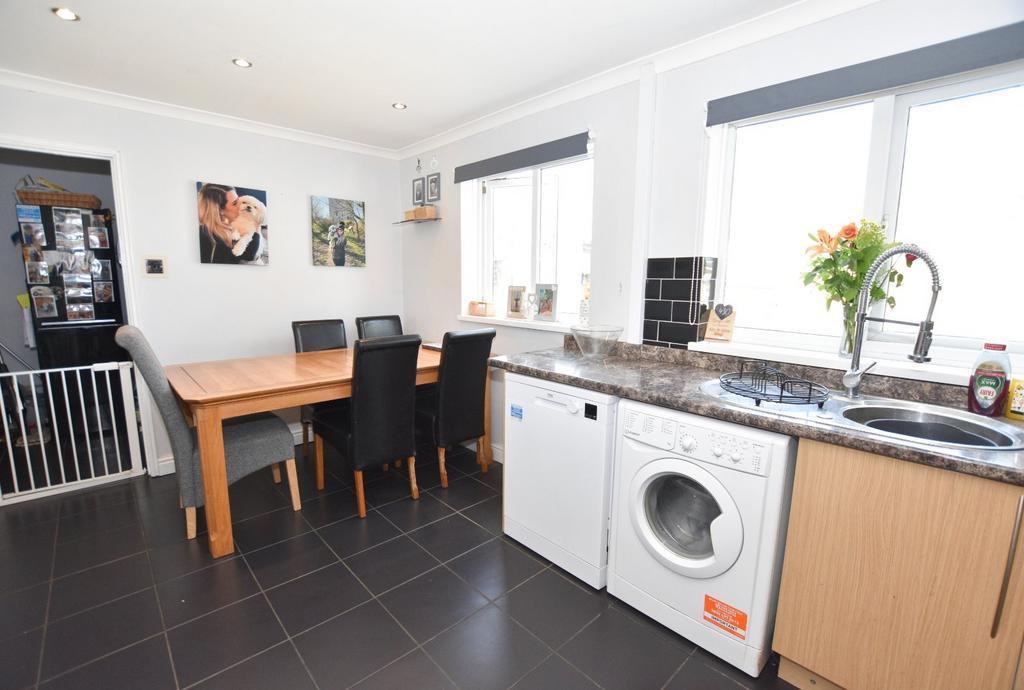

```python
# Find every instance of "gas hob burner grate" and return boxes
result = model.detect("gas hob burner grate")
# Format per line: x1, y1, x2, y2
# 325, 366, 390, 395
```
719, 361, 829, 408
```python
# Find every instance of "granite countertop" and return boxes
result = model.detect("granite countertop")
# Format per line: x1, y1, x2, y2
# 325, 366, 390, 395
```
489, 347, 1024, 487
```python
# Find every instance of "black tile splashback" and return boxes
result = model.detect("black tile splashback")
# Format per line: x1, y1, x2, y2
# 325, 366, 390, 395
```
643, 257, 717, 349
643, 300, 672, 321
646, 258, 675, 279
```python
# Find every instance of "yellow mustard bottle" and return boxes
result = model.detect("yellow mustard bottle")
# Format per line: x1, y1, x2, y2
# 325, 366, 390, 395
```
1007, 378, 1024, 421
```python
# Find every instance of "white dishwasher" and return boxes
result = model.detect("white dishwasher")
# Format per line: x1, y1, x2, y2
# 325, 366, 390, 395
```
503, 373, 618, 588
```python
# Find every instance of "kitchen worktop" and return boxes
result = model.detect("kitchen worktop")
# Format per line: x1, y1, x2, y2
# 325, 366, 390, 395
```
489, 345, 1024, 487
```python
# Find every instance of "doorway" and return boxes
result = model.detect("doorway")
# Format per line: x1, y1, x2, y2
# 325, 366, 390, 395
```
0, 144, 145, 502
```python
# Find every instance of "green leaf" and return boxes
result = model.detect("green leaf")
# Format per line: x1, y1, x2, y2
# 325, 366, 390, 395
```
887, 296, 896, 307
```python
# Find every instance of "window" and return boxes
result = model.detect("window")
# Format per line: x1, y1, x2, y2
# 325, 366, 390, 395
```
462, 156, 594, 323
705, 66, 1024, 360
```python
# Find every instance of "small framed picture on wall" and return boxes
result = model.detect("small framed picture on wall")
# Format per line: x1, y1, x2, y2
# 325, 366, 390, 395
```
412, 177, 425, 206
426, 173, 441, 202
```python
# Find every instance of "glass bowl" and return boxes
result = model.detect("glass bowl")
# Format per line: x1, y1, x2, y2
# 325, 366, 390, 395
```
571, 325, 623, 357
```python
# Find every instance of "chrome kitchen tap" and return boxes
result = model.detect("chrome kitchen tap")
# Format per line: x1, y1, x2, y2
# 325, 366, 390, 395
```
843, 244, 941, 397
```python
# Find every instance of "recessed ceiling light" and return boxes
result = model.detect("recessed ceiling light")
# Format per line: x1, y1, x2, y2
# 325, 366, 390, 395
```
232, 58, 253, 68
52, 7, 80, 21
392, 102, 408, 110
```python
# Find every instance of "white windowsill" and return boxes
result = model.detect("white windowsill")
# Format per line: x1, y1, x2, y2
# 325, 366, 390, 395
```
457, 314, 573, 334
688, 339, 971, 387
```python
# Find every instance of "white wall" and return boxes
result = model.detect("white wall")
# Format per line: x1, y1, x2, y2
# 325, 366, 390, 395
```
398, 83, 641, 454
647, 0, 1024, 257
398, 82, 640, 351
0, 149, 114, 370
396, 0, 1023, 456
0, 84, 401, 469
2, 0, 1020, 468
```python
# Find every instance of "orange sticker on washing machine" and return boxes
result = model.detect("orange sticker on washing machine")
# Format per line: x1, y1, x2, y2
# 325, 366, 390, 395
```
703, 595, 748, 640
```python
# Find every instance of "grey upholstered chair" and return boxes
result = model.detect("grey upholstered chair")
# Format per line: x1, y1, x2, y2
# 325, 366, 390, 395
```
116, 326, 301, 539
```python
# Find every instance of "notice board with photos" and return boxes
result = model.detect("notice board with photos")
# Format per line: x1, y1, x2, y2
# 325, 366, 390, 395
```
16, 204, 123, 326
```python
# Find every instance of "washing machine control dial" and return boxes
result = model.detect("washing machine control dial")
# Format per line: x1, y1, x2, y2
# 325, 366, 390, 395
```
679, 435, 697, 452
729, 450, 742, 463
712, 445, 724, 457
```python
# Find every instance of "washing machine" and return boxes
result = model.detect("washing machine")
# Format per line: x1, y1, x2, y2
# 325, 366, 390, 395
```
608, 400, 796, 676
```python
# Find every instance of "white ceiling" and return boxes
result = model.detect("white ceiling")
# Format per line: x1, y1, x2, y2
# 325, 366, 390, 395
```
0, 0, 799, 150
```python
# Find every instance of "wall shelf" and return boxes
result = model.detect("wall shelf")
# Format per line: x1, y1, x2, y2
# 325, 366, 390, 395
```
392, 217, 442, 225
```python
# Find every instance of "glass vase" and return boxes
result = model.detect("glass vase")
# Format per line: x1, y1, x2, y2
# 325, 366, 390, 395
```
839, 305, 857, 358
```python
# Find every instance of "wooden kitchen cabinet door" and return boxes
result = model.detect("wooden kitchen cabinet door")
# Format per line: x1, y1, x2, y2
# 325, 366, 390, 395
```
773, 440, 1024, 690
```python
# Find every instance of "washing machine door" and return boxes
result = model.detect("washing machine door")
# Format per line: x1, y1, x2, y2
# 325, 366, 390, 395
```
628, 457, 743, 579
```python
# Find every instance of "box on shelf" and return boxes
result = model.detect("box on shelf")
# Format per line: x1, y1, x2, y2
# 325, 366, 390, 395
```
413, 205, 438, 220
403, 209, 417, 221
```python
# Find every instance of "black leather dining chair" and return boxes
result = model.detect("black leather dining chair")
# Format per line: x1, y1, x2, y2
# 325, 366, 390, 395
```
355, 315, 403, 340
416, 328, 496, 487
291, 319, 349, 461
312, 334, 422, 518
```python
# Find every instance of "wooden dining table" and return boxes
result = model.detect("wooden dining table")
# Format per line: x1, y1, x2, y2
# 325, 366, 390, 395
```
165, 346, 492, 558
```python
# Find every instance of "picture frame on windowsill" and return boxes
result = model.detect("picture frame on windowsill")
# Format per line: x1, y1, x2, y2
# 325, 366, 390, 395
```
507, 285, 527, 318
535, 283, 557, 321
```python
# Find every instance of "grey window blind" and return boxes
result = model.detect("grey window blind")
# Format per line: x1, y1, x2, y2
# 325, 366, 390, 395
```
453, 132, 589, 184
706, 21, 1024, 127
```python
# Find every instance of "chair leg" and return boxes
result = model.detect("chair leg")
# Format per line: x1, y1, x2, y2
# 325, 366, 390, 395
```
315, 433, 325, 491
437, 446, 449, 488
285, 458, 301, 511
302, 422, 310, 460
271, 463, 282, 484
407, 456, 419, 500
184, 506, 197, 540
354, 470, 366, 518
477, 437, 490, 474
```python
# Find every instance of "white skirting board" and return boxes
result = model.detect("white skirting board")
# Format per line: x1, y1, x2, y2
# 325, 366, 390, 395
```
461, 439, 504, 463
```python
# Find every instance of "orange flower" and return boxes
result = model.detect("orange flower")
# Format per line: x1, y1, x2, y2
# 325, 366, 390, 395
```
806, 229, 839, 256
838, 223, 858, 241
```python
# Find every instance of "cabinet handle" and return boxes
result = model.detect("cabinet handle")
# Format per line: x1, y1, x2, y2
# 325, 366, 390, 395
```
991, 495, 1024, 638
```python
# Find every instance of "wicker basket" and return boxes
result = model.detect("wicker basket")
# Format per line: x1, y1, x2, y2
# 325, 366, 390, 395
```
16, 189, 102, 209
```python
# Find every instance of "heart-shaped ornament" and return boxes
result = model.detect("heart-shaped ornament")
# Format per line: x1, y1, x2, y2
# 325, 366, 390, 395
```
714, 304, 734, 320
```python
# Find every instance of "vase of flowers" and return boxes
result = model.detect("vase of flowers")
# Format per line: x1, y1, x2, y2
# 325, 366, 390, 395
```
803, 220, 906, 357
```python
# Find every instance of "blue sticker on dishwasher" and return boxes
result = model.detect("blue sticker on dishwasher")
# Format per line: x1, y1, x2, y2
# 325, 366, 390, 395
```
510, 404, 523, 420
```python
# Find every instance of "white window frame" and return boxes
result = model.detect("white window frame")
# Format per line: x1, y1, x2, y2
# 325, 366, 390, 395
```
703, 62, 1024, 369
479, 171, 539, 305
459, 154, 593, 331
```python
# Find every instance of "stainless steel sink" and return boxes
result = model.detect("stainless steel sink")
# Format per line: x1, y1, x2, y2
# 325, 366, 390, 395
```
840, 403, 1024, 450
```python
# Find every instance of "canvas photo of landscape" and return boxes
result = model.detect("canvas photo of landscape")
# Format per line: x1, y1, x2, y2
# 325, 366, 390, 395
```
311, 196, 366, 267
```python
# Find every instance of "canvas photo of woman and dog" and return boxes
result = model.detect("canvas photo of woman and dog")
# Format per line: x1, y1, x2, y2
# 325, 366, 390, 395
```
311, 196, 366, 267
197, 182, 269, 265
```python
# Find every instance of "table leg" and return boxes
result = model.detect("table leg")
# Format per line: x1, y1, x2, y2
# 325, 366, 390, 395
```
480, 366, 493, 467
195, 406, 234, 558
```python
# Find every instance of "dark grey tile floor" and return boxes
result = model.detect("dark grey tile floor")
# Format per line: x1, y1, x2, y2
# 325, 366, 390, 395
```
0, 442, 795, 689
